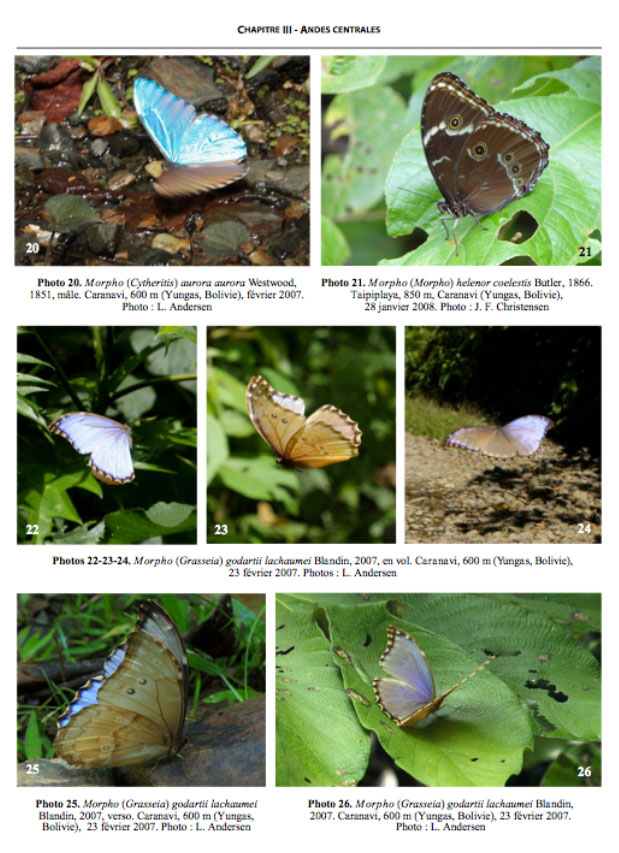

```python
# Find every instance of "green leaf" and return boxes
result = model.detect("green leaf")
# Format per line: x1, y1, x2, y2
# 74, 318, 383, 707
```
197, 222, 251, 259
105, 504, 196, 544
24, 710, 43, 760
276, 602, 370, 786
322, 86, 408, 219
96, 78, 122, 118
322, 55, 387, 94
246, 56, 277, 78
321, 216, 350, 265
44, 195, 100, 232
77, 74, 97, 116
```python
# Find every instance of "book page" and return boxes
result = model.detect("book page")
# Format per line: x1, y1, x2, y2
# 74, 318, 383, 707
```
11, 4, 611, 851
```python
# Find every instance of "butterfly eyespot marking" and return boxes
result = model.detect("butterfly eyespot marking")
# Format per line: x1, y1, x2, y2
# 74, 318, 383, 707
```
448, 113, 462, 130
502, 151, 515, 163
509, 162, 523, 176
469, 142, 488, 160
54, 601, 188, 768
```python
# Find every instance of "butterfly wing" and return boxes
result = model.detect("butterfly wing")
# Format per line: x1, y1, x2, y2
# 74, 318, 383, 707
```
373, 626, 494, 728
133, 78, 194, 163
246, 375, 307, 458
55, 602, 187, 768
373, 627, 438, 726
285, 405, 362, 468
454, 116, 550, 216
246, 376, 362, 468
133, 78, 247, 197
154, 162, 247, 198
446, 415, 554, 457
421, 72, 495, 209
49, 412, 135, 485
501, 415, 555, 455
176, 110, 247, 165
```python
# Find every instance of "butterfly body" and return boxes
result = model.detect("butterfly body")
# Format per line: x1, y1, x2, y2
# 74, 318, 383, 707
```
373, 626, 493, 728
49, 412, 135, 485
421, 72, 549, 253
246, 375, 362, 469
133, 78, 247, 198
55, 601, 188, 768
445, 414, 554, 458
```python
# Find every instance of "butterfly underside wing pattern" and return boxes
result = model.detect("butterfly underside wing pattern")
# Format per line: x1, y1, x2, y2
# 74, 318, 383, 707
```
246, 375, 362, 468
55, 601, 188, 768
420, 72, 549, 253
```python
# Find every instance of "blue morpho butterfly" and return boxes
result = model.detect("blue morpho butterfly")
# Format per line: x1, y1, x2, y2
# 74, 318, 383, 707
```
446, 414, 554, 458
373, 626, 494, 727
133, 77, 247, 198
49, 412, 135, 485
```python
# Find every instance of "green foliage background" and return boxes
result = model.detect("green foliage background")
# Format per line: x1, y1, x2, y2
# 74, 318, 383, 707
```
18, 326, 197, 545
404, 326, 601, 455
207, 326, 396, 544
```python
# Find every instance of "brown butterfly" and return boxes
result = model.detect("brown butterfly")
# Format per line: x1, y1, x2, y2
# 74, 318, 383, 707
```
55, 601, 188, 768
246, 375, 362, 469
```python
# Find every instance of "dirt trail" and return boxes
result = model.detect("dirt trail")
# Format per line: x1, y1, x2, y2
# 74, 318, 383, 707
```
405, 433, 601, 544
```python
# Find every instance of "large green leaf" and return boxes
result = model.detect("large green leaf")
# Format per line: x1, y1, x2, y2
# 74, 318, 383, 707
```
276, 603, 370, 786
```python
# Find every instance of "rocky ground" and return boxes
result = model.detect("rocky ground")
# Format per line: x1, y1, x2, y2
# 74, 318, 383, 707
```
404, 433, 601, 544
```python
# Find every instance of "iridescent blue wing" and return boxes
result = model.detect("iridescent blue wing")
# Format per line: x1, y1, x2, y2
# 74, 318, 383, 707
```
49, 412, 135, 485
133, 78, 247, 165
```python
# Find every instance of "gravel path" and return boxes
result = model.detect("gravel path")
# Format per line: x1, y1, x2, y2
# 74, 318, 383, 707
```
405, 433, 601, 544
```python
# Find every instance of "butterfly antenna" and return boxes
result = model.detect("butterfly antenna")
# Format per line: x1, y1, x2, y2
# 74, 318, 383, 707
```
453, 655, 496, 690
396, 184, 436, 202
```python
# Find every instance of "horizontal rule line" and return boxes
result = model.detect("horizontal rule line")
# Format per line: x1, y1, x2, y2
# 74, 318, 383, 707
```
16, 45, 603, 50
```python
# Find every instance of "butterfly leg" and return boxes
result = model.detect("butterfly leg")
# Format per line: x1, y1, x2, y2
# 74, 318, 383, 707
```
440, 216, 460, 256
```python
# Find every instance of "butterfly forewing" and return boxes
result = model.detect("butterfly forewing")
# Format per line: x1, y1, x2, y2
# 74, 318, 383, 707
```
133, 78, 246, 197
373, 627, 438, 725
422, 73, 494, 206
246, 375, 307, 458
